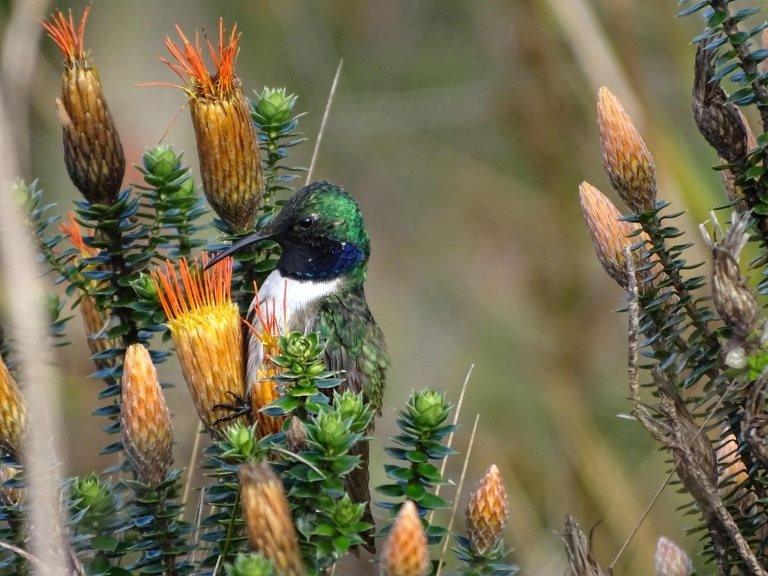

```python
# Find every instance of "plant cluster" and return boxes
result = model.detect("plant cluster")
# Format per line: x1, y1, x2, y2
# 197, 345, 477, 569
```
569, 2, 768, 574
0, 6, 518, 576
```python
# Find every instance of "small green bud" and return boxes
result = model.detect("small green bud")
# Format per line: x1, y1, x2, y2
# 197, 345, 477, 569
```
225, 553, 276, 576
143, 145, 179, 179
335, 390, 364, 423
130, 272, 158, 301
253, 87, 297, 126
179, 176, 195, 197
409, 390, 449, 429
333, 494, 363, 527
71, 474, 115, 519
314, 411, 348, 453
223, 424, 259, 460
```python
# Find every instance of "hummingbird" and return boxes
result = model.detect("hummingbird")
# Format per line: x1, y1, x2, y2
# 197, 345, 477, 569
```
207, 180, 389, 545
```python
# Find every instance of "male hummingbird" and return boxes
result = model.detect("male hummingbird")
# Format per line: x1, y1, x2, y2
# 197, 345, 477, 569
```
208, 180, 389, 545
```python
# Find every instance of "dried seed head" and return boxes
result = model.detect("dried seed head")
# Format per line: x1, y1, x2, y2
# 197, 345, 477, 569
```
0, 355, 26, 459
381, 501, 430, 576
578, 182, 657, 290
121, 344, 173, 485
653, 537, 693, 576
466, 464, 509, 556
239, 461, 304, 576
248, 298, 284, 437
79, 295, 118, 370
716, 433, 748, 489
597, 87, 657, 213
154, 256, 247, 435
43, 8, 125, 205
693, 45, 753, 164
285, 417, 307, 452
0, 463, 25, 507
162, 20, 263, 231
705, 212, 758, 338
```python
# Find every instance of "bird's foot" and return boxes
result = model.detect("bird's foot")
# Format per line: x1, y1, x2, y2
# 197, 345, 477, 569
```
212, 391, 253, 427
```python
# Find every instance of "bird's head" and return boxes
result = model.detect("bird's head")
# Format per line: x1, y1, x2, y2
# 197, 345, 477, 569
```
207, 181, 370, 283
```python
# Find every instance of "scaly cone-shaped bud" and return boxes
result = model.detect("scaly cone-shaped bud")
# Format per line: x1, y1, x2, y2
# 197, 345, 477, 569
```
381, 500, 430, 576
0, 355, 26, 459
239, 461, 304, 576
466, 464, 509, 556
161, 20, 263, 231
597, 87, 657, 213
692, 44, 753, 164
43, 7, 125, 205
705, 212, 758, 338
654, 537, 693, 576
578, 182, 657, 290
121, 344, 173, 485
153, 256, 247, 435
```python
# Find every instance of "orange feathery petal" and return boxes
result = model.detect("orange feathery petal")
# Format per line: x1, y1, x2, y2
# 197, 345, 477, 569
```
59, 211, 96, 257
161, 18, 240, 99
152, 254, 234, 320
42, 7, 90, 64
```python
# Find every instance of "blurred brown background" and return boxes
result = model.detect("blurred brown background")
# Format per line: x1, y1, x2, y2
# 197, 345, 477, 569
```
0, 0, 735, 573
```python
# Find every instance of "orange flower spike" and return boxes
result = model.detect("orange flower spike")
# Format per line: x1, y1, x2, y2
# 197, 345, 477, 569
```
42, 7, 90, 65
153, 256, 246, 435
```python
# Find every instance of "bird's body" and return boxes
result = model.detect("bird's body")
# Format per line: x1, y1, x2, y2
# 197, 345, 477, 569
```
210, 181, 389, 546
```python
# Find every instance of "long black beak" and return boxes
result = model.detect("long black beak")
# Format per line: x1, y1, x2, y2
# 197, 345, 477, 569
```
204, 230, 275, 270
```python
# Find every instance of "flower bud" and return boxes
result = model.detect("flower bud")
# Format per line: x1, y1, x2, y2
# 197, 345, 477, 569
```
597, 87, 657, 213
333, 494, 363, 527
466, 465, 509, 556
43, 8, 125, 205
579, 182, 657, 291
313, 411, 348, 454
408, 390, 449, 429
693, 44, 753, 164
0, 355, 26, 459
334, 390, 369, 432
121, 344, 173, 485
381, 501, 430, 576
0, 463, 25, 507
163, 21, 263, 231
223, 424, 260, 460
253, 87, 297, 127
654, 536, 693, 576
285, 417, 307, 453
70, 474, 115, 528
225, 553, 276, 576
239, 461, 304, 576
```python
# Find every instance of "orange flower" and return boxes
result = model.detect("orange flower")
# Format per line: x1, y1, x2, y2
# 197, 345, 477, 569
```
153, 255, 247, 434
0, 355, 25, 459
43, 7, 125, 205
160, 20, 263, 231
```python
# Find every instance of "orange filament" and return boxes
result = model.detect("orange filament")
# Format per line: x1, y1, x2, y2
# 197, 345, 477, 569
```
42, 6, 90, 64
60, 211, 96, 257
153, 254, 234, 321
162, 18, 240, 99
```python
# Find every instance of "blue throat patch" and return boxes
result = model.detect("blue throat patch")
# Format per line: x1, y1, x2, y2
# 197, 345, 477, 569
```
279, 239, 365, 281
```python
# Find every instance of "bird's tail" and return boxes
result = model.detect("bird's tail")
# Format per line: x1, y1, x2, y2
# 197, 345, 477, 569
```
347, 438, 376, 553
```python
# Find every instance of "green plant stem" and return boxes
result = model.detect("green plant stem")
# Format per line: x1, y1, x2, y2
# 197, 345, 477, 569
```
103, 227, 139, 346
217, 484, 242, 569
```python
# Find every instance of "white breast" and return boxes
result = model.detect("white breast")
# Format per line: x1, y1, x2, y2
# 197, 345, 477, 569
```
245, 269, 340, 389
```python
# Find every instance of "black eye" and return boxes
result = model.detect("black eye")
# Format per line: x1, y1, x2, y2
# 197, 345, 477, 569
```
297, 217, 314, 230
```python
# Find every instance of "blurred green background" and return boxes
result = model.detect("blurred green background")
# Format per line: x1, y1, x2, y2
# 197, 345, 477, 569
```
0, 0, 738, 573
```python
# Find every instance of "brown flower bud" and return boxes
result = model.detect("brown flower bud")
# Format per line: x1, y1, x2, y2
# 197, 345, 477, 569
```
704, 212, 758, 338
597, 87, 657, 213
466, 464, 509, 556
121, 344, 173, 485
239, 461, 304, 576
716, 433, 748, 489
285, 417, 307, 453
0, 355, 26, 459
162, 21, 263, 232
693, 45, 753, 164
381, 501, 430, 576
153, 256, 248, 435
0, 463, 25, 507
578, 182, 657, 290
653, 537, 693, 576
43, 8, 125, 205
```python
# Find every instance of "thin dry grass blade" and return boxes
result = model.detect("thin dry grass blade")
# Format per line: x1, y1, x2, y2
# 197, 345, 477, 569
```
306, 58, 343, 184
